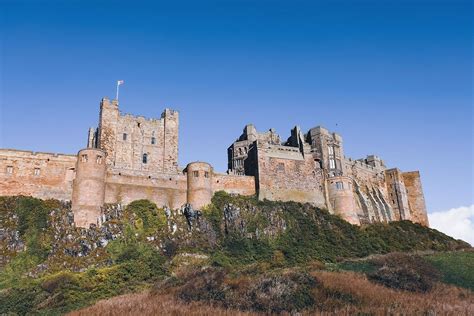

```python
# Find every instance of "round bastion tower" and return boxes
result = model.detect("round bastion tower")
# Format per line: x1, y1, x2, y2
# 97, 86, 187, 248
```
327, 176, 359, 225
71, 148, 107, 228
186, 162, 213, 209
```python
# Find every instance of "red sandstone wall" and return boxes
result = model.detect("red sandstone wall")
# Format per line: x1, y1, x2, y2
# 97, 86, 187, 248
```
402, 171, 429, 226
0, 149, 77, 201
104, 172, 187, 210
256, 145, 326, 207
213, 174, 256, 196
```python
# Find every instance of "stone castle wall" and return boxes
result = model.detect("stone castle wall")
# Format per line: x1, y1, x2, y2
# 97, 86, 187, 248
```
402, 171, 429, 226
0, 149, 77, 201
255, 143, 326, 208
105, 171, 188, 210
213, 173, 256, 196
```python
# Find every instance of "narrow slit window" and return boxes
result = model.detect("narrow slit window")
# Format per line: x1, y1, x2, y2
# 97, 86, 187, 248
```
96, 155, 103, 164
151, 137, 156, 145
6, 166, 13, 174
142, 153, 148, 164
34, 168, 41, 176
123, 133, 127, 141
193, 171, 199, 177
204, 171, 210, 178
81, 154, 88, 163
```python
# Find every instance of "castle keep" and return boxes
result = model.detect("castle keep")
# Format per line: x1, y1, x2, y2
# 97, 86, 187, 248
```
0, 97, 429, 227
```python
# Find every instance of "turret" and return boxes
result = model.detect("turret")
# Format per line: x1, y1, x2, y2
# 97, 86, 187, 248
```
186, 162, 213, 209
327, 176, 359, 225
71, 148, 107, 228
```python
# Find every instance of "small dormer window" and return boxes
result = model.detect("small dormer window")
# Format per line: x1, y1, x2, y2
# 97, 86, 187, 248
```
96, 155, 103, 164
123, 133, 127, 141
6, 166, 13, 174
151, 137, 156, 145
142, 153, 148, 164
34, 168, 41, 176
81, 154, 88, 163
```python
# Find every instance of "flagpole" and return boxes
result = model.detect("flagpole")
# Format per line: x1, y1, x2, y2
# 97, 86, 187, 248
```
116, 81, 120, 101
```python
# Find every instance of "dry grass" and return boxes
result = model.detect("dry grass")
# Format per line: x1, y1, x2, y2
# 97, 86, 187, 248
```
68, 292, 259, 316
70, 271, 474, 316
312, 271, 474, 315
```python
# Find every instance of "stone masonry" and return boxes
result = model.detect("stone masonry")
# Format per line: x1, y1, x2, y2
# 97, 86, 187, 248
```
0, 96, 429, 228
227, 124, 429, 226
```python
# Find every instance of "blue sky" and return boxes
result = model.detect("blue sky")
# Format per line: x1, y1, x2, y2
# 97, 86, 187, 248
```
1, 0, 472, 214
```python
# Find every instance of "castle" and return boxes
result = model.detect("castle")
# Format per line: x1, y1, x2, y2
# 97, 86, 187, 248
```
0, 97, 429, 228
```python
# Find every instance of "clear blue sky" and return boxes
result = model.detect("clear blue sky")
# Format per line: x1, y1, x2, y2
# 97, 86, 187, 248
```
1, 0, 472, 213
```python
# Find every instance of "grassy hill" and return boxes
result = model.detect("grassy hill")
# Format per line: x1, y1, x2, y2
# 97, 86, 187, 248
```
0, 193, 471, 315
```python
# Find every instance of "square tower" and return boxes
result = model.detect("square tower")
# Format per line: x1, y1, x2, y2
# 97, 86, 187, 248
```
93, 97, 179, 174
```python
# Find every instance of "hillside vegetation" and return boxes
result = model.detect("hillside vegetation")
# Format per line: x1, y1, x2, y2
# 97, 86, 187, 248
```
0, 193, 471, 315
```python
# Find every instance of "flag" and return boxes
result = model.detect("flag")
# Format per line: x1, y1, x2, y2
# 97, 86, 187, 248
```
117, 80, 124, 85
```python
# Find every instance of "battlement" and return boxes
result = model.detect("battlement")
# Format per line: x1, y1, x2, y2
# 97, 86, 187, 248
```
0, 149, 77, 160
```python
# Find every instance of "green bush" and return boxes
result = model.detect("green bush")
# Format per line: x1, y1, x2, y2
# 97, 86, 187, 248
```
125, 200, 167, 234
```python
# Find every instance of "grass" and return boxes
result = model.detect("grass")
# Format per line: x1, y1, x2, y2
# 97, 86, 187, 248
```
425, 251, 474, 291
70, 269, 474, 316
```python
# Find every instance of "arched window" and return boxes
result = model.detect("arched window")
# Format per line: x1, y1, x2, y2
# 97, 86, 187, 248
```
142, 153, 148, 164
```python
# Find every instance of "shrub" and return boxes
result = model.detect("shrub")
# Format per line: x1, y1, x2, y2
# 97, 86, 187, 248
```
176, 266, 318, 313
41, 271, 79, 293
248, 270, 317, 313
367, 253, 441, 292
177, 267, 227, 303
125, 200, 166, 233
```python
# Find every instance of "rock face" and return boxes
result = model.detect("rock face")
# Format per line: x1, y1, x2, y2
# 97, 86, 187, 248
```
2, 192, 467, 278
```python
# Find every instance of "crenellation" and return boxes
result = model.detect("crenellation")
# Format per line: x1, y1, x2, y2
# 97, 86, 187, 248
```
0, 94, 429, 228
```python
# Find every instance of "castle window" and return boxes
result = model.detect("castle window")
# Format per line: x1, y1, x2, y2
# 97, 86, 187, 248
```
329, 158, 336, 169
6, 166, 13, 174
34, 168, 41, 176
336, 182, 344, 190
204, 171, 210, 178
96, 155, 103, 164
142, 153, 148, 164
277, 163, 285, 172
123, 133, 127, 141
81, 154, 88, 163
238, 148, 243, 155
151, 137, 156, 145
193, 171, 199, 177
328, 146, 334, 155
